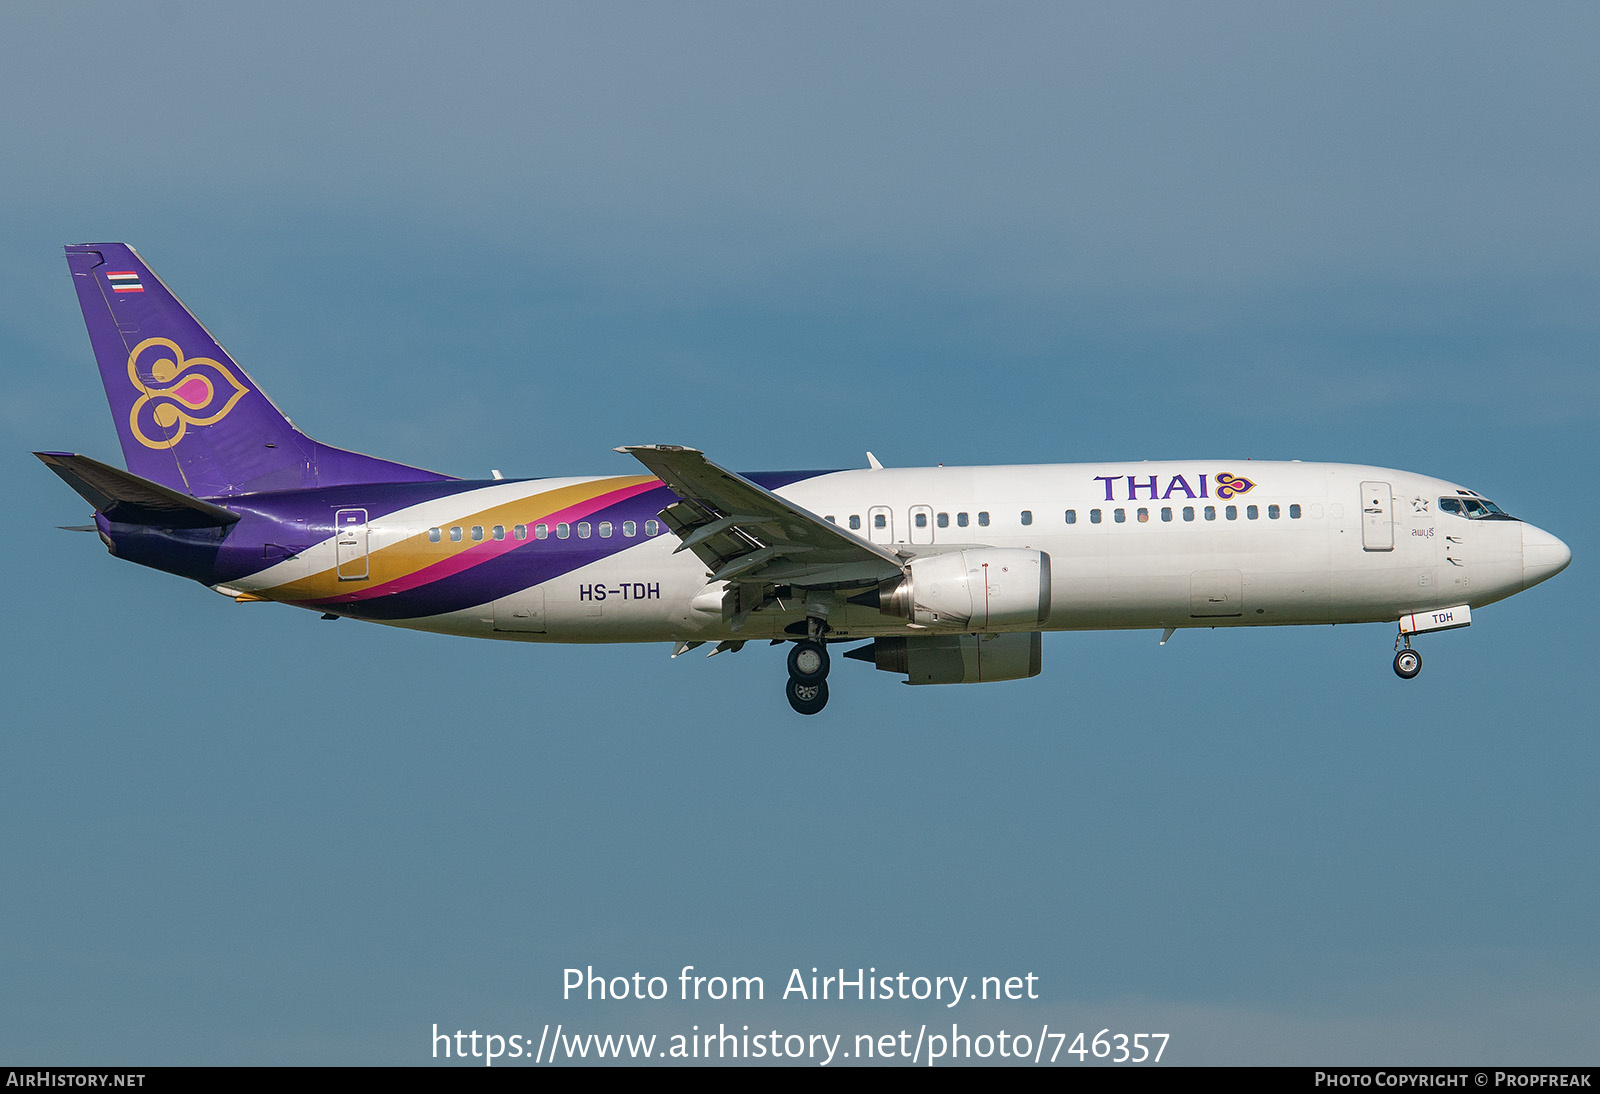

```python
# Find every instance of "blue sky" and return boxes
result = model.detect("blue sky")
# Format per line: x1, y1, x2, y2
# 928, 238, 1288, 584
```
2, 2, 1596, 1065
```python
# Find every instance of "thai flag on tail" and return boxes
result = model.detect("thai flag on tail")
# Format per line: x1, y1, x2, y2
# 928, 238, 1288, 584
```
106, 270, 144, 293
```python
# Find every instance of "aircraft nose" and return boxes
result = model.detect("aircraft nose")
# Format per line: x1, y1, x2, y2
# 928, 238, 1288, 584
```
1522, 523, 1572, 590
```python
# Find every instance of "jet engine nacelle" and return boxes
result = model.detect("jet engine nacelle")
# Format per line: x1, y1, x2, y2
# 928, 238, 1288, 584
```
848, 632, 1044, 684
877, 548, 1051, 629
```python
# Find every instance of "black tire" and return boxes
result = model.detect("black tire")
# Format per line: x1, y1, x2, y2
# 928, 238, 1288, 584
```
786, 677, 829, 715
1393, 648, 1422, 679
787, 639, 830, 684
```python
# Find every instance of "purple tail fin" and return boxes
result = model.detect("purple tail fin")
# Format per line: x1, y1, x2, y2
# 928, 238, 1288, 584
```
65, 243, 453, 496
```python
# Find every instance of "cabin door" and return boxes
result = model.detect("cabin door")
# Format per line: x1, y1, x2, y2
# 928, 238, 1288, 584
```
1361, 481, 1394, 551
334, 508, 370, 580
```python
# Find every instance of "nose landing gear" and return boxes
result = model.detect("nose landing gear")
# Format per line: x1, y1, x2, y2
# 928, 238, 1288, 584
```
1393, 634, 1422, 679
1392, 606, 1471, 680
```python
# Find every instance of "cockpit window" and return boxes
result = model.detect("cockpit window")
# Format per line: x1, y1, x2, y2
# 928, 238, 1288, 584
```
1439, 496, 1516, 520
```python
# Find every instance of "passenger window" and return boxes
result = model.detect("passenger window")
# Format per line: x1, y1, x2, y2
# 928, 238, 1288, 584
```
1183, 507, 1195, 522
428, 527, 441, 543
598, 521, 613, 538
849, 515, 861, 530
1065, 510, 1076, 524
1161, 507, 1173, 522
1090, 509, 1102, 524
1246, 505, 1258, 520
1137, 507, 1150, 523
957, 513, 969, 527
1225, 506, 1237, 521
577, 522, 591, 539
915, 512, 928, 528
535, 523, 549, 539
978, 511, 990, 527
1289, 504, 1302, 519
1268, 505, 1280, 520
1114, 508, 1126, 523
1204, 506, 1216, 521
493, 525, 505, 540
1020, 510, 1032, 526
450, 526, 463, 542
937, 512, 949, 528
623, 520, 637, 537
645, 520, 660, 536
874, 513, 887, 530
556, 523, 571, 539
514, 524, 527, 540
825, 515, 836, 524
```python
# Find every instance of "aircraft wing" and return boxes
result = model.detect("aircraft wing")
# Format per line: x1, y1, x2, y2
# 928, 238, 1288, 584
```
616, 445, 904, 592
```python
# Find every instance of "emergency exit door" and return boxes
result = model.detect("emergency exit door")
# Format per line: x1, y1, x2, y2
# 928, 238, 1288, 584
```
868, 505, 894, 544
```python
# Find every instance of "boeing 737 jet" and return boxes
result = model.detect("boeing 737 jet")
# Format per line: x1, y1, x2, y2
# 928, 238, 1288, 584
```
39, 244, 1572, 713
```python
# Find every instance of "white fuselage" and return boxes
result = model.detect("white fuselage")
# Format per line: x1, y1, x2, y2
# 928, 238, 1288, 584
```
253, 460, 1561, 644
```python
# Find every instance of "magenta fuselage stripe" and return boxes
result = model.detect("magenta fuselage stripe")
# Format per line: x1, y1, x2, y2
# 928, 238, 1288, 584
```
308, 480, 662, 605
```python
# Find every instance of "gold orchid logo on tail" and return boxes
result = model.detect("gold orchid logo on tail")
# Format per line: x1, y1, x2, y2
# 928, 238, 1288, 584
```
126, 337, 249, 449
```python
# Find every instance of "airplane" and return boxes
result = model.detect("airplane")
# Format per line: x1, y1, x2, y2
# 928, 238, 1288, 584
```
38, 243, 1572, 714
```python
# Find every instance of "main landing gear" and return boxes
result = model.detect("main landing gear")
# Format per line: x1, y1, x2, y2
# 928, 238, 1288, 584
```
786, 639, 830, 714
786, 675, 829, 716
1393, 634, 1422, 680
786, 639, 830, 683
785, 618, 832, 715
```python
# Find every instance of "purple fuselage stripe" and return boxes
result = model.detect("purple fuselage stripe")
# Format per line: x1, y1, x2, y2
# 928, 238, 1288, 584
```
311, 480, 664, 606
207, 479, 497, 585
304, 469, 832, 620
101, 469, 840, 611
322, 485, 680, 620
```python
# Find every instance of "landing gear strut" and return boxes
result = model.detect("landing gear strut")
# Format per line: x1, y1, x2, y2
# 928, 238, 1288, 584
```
1393, 634, 1422, 680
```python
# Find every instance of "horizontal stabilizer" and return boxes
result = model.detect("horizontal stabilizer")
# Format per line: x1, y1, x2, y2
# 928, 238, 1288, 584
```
35, 451, 240, 527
